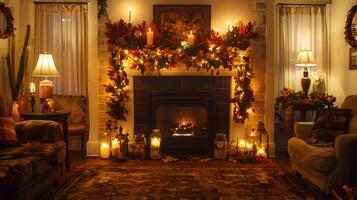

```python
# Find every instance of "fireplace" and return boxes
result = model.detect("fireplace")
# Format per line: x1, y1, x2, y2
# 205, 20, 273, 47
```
152, 93, 213, 156
134, 76, 231, 156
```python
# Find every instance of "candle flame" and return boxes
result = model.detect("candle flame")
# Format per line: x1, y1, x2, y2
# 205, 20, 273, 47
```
148, 27, 151, 32
128, 6, 132, 12
190, 30, 193, 35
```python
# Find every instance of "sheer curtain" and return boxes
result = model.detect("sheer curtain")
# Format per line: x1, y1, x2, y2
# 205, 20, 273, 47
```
34, 3, 87, 96
277, 5, 329, 92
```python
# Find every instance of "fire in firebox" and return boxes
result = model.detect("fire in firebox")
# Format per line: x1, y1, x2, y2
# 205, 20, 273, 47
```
171, 121, 207, 137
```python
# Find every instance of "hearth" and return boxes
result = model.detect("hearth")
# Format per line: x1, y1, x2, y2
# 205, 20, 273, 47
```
152, 93, 213, 156
133, 76, 231, 156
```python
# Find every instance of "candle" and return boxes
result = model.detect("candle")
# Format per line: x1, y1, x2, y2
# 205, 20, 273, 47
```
187, 31, 195, 45
100, 143, 110, 159
128, 6, 132, 23
238, 140, 247, 152
151, 137, 161, 149
112, 138, 119, 158
147, 27, 154, 46
256, 148, 267, 160
246, 142, 253, 152
29, 82, 36, 94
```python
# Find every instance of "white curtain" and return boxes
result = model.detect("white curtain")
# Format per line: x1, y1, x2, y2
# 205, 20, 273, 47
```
34, 3, 87, 96
277, 5, 329, 92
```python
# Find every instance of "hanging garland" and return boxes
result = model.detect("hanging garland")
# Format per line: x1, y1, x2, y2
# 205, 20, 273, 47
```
104, 19, 257, 124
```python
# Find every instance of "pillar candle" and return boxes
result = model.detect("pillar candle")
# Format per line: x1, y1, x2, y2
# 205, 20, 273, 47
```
147, 28, 154, 46
128, 6, 132, 23
100, 143, 110, 159
112, 138, 119, 158
187, 31, 195, 45
29, 82, 36, 94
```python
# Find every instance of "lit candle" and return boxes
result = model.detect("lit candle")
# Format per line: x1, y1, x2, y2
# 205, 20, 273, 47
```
238, 140, 247, 152
112, 138, 119, 158
100, 143, 110, 159
29, 82, 36, 94
187, 31, 195, 45
128, 6, 132, 23
151, 137, 161, 149
147, 27, 154, 46
246, 142, 253, 152
256, 148, 267, 160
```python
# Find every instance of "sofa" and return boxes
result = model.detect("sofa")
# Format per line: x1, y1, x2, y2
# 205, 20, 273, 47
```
288, 95, 357, 193
0, 120, 66, 200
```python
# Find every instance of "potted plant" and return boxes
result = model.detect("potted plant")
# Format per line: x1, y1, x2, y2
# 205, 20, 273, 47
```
6, 25, 30, 120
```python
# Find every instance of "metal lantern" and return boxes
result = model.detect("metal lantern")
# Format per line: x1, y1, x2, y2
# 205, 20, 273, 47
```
256, 121, 269, 159
116, 126, 128, 160
214, 133, 227, 159
150, 129, 162, 159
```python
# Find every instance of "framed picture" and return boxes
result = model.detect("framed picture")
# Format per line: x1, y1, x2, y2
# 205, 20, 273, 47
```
350, 48, 357, 70
153, 5, 211, 38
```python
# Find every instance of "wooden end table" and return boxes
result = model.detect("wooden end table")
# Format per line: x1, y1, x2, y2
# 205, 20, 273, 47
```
22, 111, 71, 171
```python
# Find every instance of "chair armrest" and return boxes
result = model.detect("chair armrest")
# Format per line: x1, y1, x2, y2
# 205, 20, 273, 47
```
294, 122, 315, 140
15, 120, 63, 143
327, 134, 357, 191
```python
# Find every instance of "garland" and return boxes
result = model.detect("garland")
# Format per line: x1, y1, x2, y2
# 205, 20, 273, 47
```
345, 4, 357, 48
104, 20, 257, 124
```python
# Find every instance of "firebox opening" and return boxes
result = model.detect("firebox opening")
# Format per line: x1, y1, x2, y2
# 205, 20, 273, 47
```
156, 106, 208, 137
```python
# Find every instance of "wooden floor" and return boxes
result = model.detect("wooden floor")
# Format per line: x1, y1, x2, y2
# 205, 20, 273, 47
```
41, 150, 326, 199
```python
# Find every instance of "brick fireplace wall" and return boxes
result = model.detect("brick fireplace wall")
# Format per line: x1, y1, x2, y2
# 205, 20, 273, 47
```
97, 15, 266, 144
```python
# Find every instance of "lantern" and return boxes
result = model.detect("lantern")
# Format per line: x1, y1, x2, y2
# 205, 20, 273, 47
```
256, 121, 269, 159
150, 129, 162, 159
214, 133, 227, 159
132, 134, 146, 159
116, 126, 129, 160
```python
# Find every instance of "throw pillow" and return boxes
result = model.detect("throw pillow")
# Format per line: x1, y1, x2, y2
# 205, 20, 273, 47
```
311, 108, 352, 143
0, 117, 20, 147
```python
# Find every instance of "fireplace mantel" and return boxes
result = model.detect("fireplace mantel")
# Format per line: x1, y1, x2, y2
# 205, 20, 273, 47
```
126, 62, 238, 77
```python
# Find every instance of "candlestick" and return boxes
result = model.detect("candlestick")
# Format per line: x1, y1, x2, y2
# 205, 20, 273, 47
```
128, 6, 132, 23
147, 27, 154, 46
187, 30, 195, 45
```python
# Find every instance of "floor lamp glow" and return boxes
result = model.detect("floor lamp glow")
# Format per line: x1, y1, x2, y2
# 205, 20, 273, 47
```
296, 50, 316, 95
32, 54, 59, 100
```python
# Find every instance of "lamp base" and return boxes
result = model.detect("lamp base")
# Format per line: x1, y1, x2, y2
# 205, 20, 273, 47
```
39, 79, 54, 99
301, 78, 311, 95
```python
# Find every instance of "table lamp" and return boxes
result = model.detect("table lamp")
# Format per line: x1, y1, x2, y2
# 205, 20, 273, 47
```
32, 53, 59, 100
296, 50, 316, 95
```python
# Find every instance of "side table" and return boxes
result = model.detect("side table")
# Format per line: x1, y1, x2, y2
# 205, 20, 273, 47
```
22, 111, 71, 171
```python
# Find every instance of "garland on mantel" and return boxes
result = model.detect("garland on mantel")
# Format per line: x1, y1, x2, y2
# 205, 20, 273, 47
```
104, 19, 257, 124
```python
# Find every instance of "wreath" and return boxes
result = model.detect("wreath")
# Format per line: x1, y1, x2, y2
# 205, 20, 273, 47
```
0, 2, 15, 39
345, 4, 357, 48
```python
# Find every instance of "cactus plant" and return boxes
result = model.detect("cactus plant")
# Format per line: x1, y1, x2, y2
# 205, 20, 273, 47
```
6, 25, 31, 101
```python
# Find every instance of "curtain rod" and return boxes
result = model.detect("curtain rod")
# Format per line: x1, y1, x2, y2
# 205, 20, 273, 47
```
34, 1, 89, 4
277, 3, 326, 6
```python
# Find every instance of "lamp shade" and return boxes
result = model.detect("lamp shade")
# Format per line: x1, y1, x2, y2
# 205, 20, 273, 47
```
32, 54, 59, 77
295, 50, 316, 67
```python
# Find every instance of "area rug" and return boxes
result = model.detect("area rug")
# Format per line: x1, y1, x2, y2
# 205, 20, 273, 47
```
53, 165, 315, 200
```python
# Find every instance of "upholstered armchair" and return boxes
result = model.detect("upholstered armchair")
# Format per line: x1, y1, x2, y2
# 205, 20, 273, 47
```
288, 95, 357, 193
54, 95, 88, 155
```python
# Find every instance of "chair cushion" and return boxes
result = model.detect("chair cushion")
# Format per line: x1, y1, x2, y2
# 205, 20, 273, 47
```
68, 123, 86, 134
288, 137, 336, 173
25, 156, 51, 177
0, 158, 33, 184
54, 95, 86, 124
0, 117, 20, 147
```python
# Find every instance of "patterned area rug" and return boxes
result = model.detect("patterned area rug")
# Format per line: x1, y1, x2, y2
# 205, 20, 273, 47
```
54, 165, 314, 200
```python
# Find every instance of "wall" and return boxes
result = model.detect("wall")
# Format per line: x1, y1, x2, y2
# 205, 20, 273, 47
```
329, 0, 357, 105
91, 0, 270, 156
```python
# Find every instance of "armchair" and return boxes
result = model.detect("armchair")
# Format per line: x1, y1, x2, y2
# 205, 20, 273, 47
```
288, 95, 357, 193
54, 95, 88, 155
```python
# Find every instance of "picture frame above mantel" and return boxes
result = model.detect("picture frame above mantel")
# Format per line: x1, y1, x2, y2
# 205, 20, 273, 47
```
153, 5, 211, 38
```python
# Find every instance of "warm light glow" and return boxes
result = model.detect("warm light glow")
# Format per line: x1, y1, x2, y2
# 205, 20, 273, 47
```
151, 137, 161, 148
296, 50, 316, 67
32, 54, 59, 77
29, 82, 36, 94
100, 142, 110, 159
256, 148, 267, 160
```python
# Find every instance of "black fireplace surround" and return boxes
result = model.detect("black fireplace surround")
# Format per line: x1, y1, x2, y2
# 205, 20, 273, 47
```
134, 76, 231, 156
